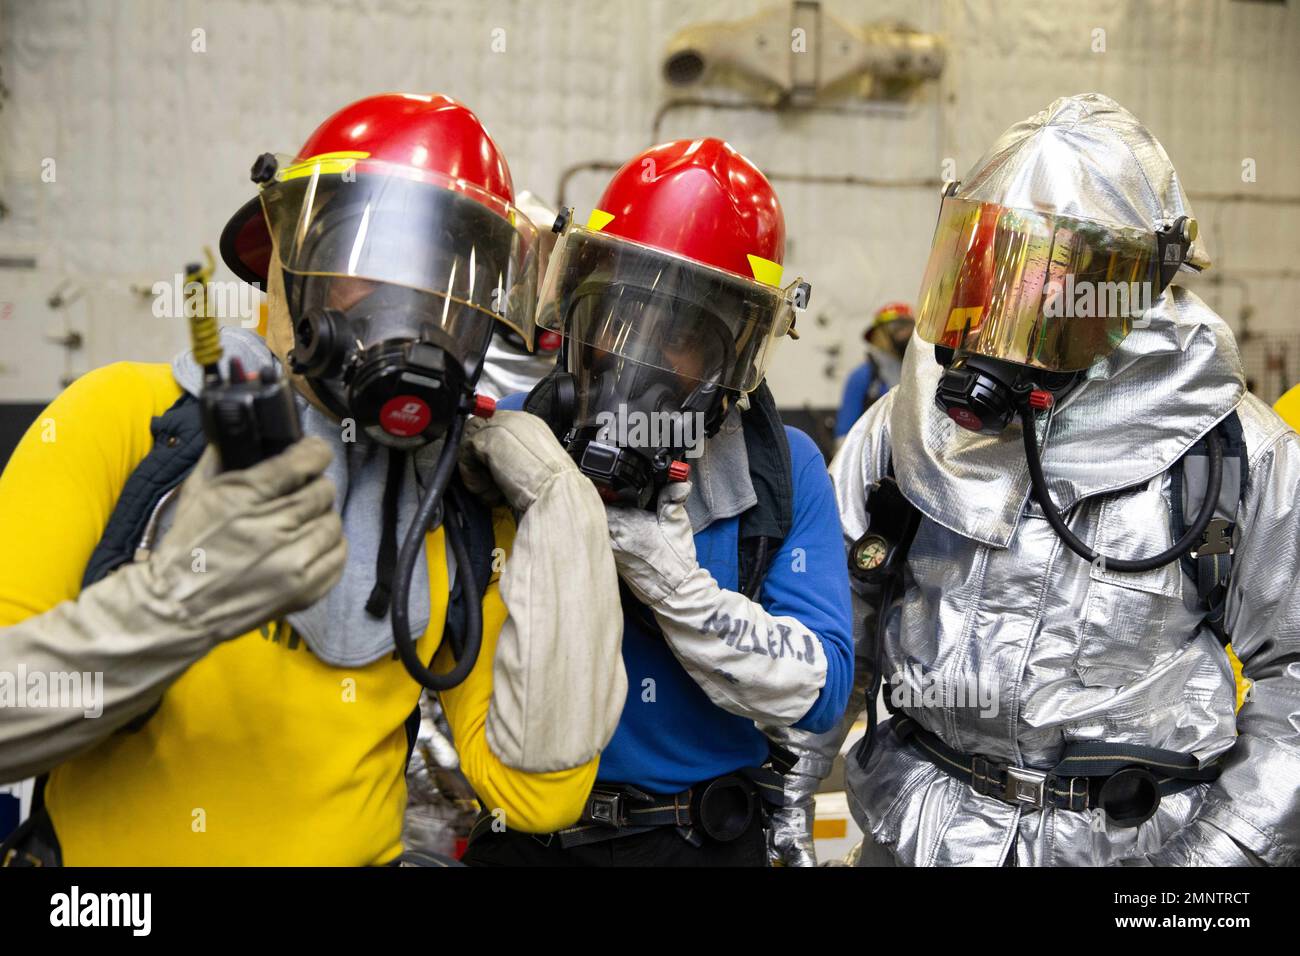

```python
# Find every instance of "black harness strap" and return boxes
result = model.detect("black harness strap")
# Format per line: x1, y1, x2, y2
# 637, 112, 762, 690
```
737, 381, 793, 599
1054, 739, 1220, 782
365, 448, 407, 618
538, 767, 781, 850
893, 716, 1217, 826
1169, 412, 1248, 647
859, 355, 887, 416
82, 393, 207, 588
851, 461, 921, 771
439, 479, 496, 663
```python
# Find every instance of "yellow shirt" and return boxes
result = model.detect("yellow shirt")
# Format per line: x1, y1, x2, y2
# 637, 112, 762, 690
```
0, 362, 597, 865
1274, 384, 1300, 433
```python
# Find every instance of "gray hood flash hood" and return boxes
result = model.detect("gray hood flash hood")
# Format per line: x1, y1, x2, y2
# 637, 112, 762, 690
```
172, 326, 436, 668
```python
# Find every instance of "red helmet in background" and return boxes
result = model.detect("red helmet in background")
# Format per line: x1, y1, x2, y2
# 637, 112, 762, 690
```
872, 301, 915, 326
220, 93, 518, 288
865, 300, 916, 362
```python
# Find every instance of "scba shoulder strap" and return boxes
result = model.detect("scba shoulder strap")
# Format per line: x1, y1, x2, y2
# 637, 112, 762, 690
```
859, 356, 888, 418
1169, 411, 1249, 647
736, 381, 794, 599
82, 393, 206, 589
440, 481, 497, 661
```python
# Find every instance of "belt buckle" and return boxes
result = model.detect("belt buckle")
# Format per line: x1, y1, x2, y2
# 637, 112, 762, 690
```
1003, 766, 1048, 808
586, 791, 624, 827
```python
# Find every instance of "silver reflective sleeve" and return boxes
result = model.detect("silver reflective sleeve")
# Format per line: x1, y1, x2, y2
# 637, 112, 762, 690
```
1148, 408, 1300, 866
762, 616, 874, 866
761, 399, 894, 866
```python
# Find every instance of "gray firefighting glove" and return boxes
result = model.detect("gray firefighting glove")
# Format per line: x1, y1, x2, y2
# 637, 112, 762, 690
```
767, 802, 818, 867
604, 481, 827, 726
0, 437, 346, 782
458, 411, 625, 773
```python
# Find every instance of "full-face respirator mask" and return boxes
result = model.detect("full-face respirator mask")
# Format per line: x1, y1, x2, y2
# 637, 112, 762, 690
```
529, 212, 809, 510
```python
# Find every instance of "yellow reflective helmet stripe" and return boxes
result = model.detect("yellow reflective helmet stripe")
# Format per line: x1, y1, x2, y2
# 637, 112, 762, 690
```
280, 150, 371, 181
945, 305, 983, 334
587, 208, 615, 231
747, 254, 783, 288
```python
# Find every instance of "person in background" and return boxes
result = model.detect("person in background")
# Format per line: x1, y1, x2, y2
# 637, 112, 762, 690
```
834, 302, 914, 440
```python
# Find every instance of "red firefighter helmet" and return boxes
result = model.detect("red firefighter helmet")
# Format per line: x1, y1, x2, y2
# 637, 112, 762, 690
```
220, 93, 517, 287
220, 93, 539, 354
596, 137, 785, 280
533, 138, 806, 395
873, 301, 914, 326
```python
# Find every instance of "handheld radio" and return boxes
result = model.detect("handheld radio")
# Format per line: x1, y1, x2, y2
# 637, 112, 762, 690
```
184, 249, 301, 471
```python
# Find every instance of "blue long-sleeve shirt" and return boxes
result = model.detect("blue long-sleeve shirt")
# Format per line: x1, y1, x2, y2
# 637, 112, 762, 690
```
835, 361, 877, 437
498, 394, 854, 793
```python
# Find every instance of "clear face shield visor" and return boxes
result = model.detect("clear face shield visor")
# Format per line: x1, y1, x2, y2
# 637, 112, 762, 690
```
258, 154, 540, 444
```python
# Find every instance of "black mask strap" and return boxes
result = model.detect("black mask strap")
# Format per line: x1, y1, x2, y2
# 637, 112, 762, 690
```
365, 448, 407, 618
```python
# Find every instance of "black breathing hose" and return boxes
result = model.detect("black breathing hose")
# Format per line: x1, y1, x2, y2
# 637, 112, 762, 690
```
859, 574, 894, 765
1017, 402, 1223, 573
390, 414, 484, 691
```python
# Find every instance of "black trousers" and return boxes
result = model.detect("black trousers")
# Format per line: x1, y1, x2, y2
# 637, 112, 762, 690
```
461, 811, 769, 867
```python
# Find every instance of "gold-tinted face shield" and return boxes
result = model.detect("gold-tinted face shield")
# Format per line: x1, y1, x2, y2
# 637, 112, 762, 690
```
916, 197, 1161, 372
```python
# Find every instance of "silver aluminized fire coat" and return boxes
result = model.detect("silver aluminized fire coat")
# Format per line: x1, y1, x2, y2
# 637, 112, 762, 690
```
773, 94, 1300, 866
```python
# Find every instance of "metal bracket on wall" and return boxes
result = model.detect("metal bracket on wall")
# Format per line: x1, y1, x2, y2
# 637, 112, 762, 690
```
45, 280, 86, 389
661, 2, 945, 107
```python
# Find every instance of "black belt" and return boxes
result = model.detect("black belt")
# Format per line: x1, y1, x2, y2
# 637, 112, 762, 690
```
578, 784, 694, 830
888, 715, 1220, 828
471, 769, 781, 850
